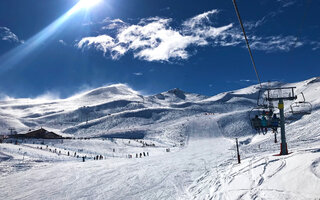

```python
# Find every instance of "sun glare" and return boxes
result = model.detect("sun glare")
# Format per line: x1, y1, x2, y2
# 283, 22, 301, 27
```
78, 0, 102, 9
0, 0, 102, 73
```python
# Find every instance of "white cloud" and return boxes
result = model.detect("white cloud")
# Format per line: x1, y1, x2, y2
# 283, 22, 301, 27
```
311, 41, 320, 51
101, 18, 127, 30
118, 18, 203, 61
133, 72, 143, 76
0, 27, 21, 43
244, 0, 296, 31
78, 35, 121, 59
160, 7, 170, 11
244, 11, 277, 30
250, 35, 302, 52
213, 27, 304, 52
240, 79, 255, 82
277, 0, 296, 8
59, 40, 67, 46
77, 10, 233, 62
77, 9, 313, 62
182, 10, 219, 29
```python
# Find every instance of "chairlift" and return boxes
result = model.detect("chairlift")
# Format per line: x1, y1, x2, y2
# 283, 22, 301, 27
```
249, 107, 275, 128
256, 88, 277, 108
249, 88, 278, 131
257, 88, 268, 107
290, 92, 312, 115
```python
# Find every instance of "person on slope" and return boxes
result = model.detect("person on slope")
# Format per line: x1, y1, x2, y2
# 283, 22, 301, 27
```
271, 114, 279, 133
261, 116, 268, 135
252, 115, 262, 134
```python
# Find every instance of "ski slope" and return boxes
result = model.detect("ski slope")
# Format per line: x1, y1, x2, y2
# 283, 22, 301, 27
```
0, 77, 320, 199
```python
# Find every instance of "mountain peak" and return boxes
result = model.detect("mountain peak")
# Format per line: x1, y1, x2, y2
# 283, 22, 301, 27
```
82, 84, 138, 97
167, 88, 186, 100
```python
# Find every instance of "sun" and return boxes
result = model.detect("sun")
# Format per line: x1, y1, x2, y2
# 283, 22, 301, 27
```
78, 0, 102, 9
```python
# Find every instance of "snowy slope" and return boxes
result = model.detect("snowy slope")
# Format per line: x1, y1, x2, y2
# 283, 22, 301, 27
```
0, 77, 320, 200
1, 78, 320, 141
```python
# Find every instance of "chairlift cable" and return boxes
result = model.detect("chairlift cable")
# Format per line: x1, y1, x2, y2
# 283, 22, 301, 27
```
232, 0, 262, 88
294, 0, 312, 48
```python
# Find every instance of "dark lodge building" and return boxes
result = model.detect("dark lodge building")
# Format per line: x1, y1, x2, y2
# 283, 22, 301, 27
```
11, 128, 63, 139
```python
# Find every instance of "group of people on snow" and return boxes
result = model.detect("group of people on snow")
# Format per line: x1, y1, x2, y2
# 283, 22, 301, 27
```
93, 155, 104, 160
251, 110, 280, 135
132, 152, 149, 158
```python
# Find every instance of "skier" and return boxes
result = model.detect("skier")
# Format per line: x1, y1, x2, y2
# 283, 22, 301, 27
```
261, 116, 268, 135
271, 114, 279, 133
262, 110, 266, 116
252, 115, 261, 134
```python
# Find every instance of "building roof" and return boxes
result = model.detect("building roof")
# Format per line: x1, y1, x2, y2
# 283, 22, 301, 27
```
11, 128, 63, 139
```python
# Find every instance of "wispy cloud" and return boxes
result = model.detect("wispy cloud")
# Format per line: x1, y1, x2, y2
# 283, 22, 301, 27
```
244, 11, 278, 30
58, 39, 67, 46
0, 27, 21, 44
245, 0, 297, 30
78, 35, 120, 59
77, 9, 312, 62
277, 0, 297, 8
240, 79, 256, 82
311, 41, 320, 51
101, 18, 127, 30
160, 7, 170, 11
250, 35, 302, 52
77, 10, 233, 62
133, 72, 143, 76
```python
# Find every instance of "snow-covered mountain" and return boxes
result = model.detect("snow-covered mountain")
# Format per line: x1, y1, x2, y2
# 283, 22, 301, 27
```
1, 77, 320, 200
1, 77, 319, 144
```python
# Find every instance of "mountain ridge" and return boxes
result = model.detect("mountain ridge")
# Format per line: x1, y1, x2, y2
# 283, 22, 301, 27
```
0, 77, 319, 145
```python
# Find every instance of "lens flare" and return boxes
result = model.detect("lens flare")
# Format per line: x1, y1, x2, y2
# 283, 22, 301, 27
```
78, 0, 102, 9
0, 0, 102, 73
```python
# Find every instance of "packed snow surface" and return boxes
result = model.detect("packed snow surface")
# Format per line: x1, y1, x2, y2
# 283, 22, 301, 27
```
0, 77, 320, 199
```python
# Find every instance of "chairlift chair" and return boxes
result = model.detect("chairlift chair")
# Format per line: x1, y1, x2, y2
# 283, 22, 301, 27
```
249, 88, 278, 130
289, 92, 312, 115
257, 88, 268, 107
249, 107, 275, 128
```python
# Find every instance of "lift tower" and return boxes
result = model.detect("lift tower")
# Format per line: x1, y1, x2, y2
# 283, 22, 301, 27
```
265, 87, 297, 155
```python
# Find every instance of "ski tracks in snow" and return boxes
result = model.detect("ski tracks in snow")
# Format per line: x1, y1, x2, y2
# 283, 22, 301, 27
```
310, 158, 320, 179
196, 154, 291, 200
0, 152, 13, 162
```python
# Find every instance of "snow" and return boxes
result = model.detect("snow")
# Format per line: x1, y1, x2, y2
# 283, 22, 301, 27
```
0, 77, 320, 199
1, 138, 234, 200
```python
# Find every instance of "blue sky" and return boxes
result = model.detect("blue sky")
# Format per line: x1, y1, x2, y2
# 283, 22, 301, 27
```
0, 0, 319, 98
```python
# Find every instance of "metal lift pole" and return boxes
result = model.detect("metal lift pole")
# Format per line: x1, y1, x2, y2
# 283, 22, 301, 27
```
278, 99, 288, 155
267, 87, 296, 155
236, 138, 241, 163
